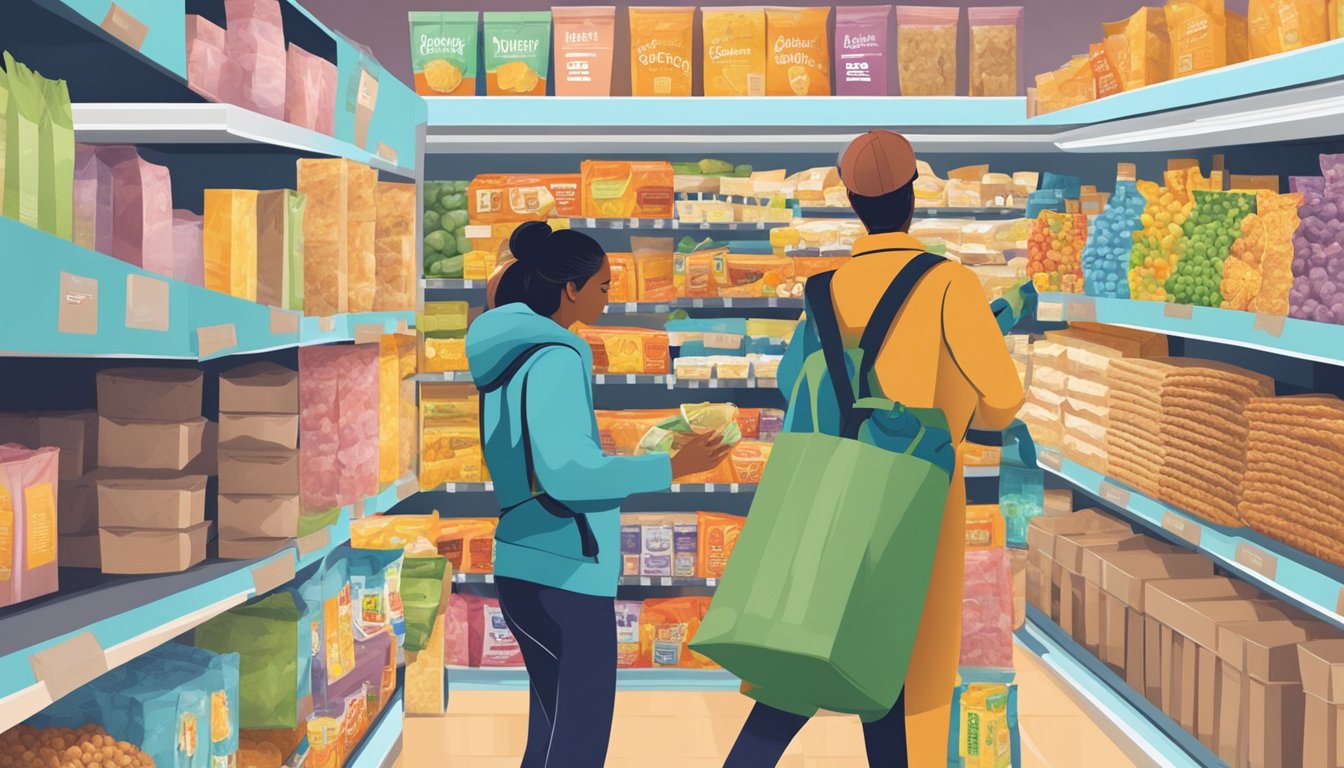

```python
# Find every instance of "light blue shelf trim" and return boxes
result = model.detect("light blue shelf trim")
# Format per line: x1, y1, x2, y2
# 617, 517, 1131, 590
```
1038, 293, 1344, 367
448, 667, 741, 692
1039, 453, 1344, 630
51, 0, 188, 78
348, 687, 403, 768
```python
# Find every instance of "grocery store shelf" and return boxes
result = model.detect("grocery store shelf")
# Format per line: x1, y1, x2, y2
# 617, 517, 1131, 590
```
673, 377, 775, 390
422, 278, 486, 292
0, 474, 416, 733
433, 482, 756, 495
448, 666, 740, 692
1038, 450, 1344, 629
606, 298, 805, 313
347, 686, 403, 768
1016, 607, 1213, 767
566, 217, 790, 232
964, 465, 1001, 478
0, 217, 413, 359
416, 372, 674, 387
72, 103, 418, 179
455, 573, 720, 588
1038, 293, 1344, 367
414, 371, 476, 383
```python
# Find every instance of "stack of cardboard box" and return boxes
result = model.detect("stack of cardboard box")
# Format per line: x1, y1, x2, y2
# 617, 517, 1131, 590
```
0, 411, 99, 569
216, 362, 300, 559
1300, 640, 1344, 768
95, 368, 212, 574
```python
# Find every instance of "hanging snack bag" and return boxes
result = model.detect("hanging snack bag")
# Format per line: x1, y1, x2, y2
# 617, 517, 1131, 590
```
766, 7, 831, 96
553, 6, 617, 96
703, 7, 767, 97
835, 5, 891, 96
1166, 0, 1230, 79
1102, 7, 1171, 91
1247, 0, 1328, 58
629, 7, 696, 96
484, 11, 552, 96
409, 12, 479, 96
896, 6, 960, 96
968, 7, 1023, 97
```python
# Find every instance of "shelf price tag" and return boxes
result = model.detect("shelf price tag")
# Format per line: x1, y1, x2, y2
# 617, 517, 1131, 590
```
1066, 299, 1097, 322
31, 632, 108, 702
1163, 303, 1195, 320
251, 555, 298, 595
465, 225, 492, 239
653, 219, 666, 230
1098, 481, 1130, 508
1038, 448, 1063, 472
1253, 313, 1286, 338
1161, 511, 1202, 547
101, 3, 148, 50
1036, 302, 1064, 323
1234, 543, 1279, 580
297, 527, 331, 557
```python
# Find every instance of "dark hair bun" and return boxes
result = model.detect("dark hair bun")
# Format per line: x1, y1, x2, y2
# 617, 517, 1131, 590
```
509, 221, 552, 267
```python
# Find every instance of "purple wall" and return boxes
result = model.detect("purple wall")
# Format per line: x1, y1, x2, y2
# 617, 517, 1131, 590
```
304, 0, 1250, 96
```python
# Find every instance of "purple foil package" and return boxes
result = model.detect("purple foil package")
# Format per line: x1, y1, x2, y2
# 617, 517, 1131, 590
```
621, 522, 641, 576
835, 6, 891, 96
673, 516, 698, 578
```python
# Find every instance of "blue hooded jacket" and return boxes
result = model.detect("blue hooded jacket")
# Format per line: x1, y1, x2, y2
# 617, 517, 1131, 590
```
466, 303, 673, 597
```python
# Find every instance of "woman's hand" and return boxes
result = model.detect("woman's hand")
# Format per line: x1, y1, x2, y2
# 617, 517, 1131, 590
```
669, 429, 736, 479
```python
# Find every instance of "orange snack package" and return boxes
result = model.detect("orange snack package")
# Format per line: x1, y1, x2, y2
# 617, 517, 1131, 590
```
432, 518, 497, 573
1333, 0, 1343, 39
697, 511, 744, 578
717, 254, 797, 298
595, 409, 678, 454
1103, 7, 1171, 91
616, 600, 645, 668
675, 457, 736, 485
1227, 9, 1250, 62
1166, 0, 1230, 78
729, 440, 772, 484
629, 7, 695, 96
607, 252, 637, 303
1034, 54, 1095, 114
965, 505, 1007, 550
1248, 0, 1328, 57
639, 597, 716, 668
580, 160, 674, 219
468, 175, 581, 223
766, 7, 832, 95
1088, 41, 1124, 99
553, 6, 616, 96
577, 327, 671, 374
736, 408, 761, 440
703, 7, 767, 96
633, 236, 677, 302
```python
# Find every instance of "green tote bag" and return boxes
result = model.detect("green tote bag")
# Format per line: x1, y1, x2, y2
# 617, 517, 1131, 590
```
691, 252, 954, 719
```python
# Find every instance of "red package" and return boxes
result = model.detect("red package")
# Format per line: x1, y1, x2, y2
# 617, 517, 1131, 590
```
105, 147, 174, 279
299, 346, 341, 509
464, 595, 524, 667
443, 593, 471, 667
285, 44, 336, 134
0, 444, 60, 608
186, 15, 243, 104
226, 0, 287, 119
959, 548, 1014, 669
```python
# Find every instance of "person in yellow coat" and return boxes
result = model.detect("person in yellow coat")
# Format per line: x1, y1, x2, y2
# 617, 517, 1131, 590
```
723, 130, 1026, 767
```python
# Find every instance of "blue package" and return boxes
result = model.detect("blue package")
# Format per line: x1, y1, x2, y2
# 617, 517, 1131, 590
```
151, 643, 242, 767
1041, 172, 1082, 199
1025, 189, 1065, 218
1082, 180, 1147, 299
94, 658, 212, 768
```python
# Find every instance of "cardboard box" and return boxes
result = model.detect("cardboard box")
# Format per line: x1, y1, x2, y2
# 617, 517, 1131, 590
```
1145, 615, 1163, 705
59, 532, 101, 569
0, 411, 99, 479
96, 474, 207, 529
97, 368, 203, 421
1097, 551, 1214, 691
218, 412, 298, 449
1025, 555, 1044, 611
218, 438, 299, 495
1218, 621, 1321, 766
1301, 640, 1344, 768
98, 417, 206, 470
1073, 534, 1166, 654
1301, 640, 1344, 703
1025, 509, 1127, 558
218, 536, 291, 560
1249, 680, 1305, 768
58, 476, 99, 535
219, 362, 299, 414
218, 493, 300, 539
99, 522, 211, 574
1303, 693, 1344, 768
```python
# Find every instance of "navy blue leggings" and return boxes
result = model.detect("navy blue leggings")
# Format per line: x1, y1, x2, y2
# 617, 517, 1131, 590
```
495, 577, 617, 768
723, 692, 909, 767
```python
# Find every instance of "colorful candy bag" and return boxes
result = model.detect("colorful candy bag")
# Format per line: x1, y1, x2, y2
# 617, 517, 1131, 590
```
1082, 179, 1147, 299
1289, 155, 1344, 324
1167, 190, 1258, 307
1221, 190, 1302, 314
1129, 167, 1219, 301
1027, 210, 1088, 293
960, 548, 1014, 669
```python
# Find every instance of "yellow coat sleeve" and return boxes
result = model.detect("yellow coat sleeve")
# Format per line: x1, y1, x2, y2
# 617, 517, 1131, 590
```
941, 271, 1025, 431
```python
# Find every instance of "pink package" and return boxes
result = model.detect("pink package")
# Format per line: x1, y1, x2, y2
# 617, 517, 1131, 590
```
226, 0, 287, 120
336, 344, 379, 504
464, 595, 524, 667
0, 444, 60, 609
959, 548, 1014, 669
835, 6, 892, 96
186, 15, 244, 104
172, 210, 205, 287
299, 345, 379, 509
105, 147, 174, 279
286, 45, 337, 134
443, 592, 471, 667
315, 57, 337, 136
74, 144, 114, 254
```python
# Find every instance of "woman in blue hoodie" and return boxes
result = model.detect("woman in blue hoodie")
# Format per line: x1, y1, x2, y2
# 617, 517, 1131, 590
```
466, 222, 732, 768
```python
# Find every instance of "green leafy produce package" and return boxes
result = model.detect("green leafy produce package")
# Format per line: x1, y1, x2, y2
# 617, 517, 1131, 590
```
42, 76, 72, 240
1166, 190, 1258, 307
195, 590, 312, 729
401, 554, 449, 652
4, 52, 41, 228
423, 179, 469, 278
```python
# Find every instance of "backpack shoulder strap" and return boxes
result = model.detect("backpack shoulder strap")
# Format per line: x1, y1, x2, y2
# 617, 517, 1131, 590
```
476, 342, 579, 492
856, 252, 947, 399
802, 271, 855, 426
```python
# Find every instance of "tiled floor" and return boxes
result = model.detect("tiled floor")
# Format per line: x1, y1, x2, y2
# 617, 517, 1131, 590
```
399, 646, 1144, 767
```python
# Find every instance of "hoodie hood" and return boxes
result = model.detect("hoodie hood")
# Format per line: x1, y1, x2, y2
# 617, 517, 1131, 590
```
466, 303, 590, 387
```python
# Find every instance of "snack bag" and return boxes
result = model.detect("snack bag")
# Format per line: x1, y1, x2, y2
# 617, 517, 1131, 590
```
1222, 190, 1301, 314
961, 548, 1014, 669
629, 7, 695, 96
968, 7, 1023, 97
896, 6, 960, 95
958, 684, 1013, 768
1103, 7, 1171, 91
703, 7, 767, 97
697, 511, 744, 578
766, 7, 831, 96
640, 597, 715, 668
484, 11, 551, 96
580, 160, 674, 219
1333, 0, 1343, 39
1081, 173, 1146, 299
633, 236, 677, 302
1166, 189, 1258, 307
409, 11, 479, 96
835, 5, 891, 95
204, 189, 260, 301
1034, 54, 1095, 114
1128, 166, 1218, 300
553, 6, 616, 96
1166, 0, 1230, 79
1248, 0, 1328, 57
432, 517, 497, 573
1088, 41, 1124, 99
616, 601, 645, 667
1026, 209, 1087, 293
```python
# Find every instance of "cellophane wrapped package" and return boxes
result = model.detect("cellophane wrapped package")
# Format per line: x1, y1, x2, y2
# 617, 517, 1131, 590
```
348, 165, 379, 313
1221, 190, 1302, 314
968, 6, 1023, 97
186, 15, 243, 104
285, 45, 336, 134
443, 593, 471, 667
377, 336, 400, 487
1290, 154, 1344, 325
1027, 210, 1088, 293
74, 143, 114, 254
464, 594, 524, 667
172, 209, 205, 287
896, 6, 960, 96
226, 0, 287, 119
105, 147, 174, 278
204, 189, 260, 301
1082, 179, 1147, 299
374, 182, 417, 312
1167, 190, 1258, 307
297, 159, 350, 316
299, 345, 380, 510
960, 548, 1014, 669
0, 444, 60, 608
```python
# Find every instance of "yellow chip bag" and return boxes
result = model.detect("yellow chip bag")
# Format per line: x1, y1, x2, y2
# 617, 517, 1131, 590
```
1248, 0, 1329, 57
1166, 0, 1229, 79
1102, 7, 1171, 91
630, 7, 695, 96
484, 11, 551, 96
702, 7, 767, 97
1333, 0, 1344, 39
766, 7, 831, 95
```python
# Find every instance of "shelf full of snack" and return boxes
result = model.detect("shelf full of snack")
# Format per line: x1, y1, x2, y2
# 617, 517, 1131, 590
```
0, 1, 435, 766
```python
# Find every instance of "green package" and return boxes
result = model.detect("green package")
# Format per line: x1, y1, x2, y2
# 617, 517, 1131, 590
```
257, 189, 306, 311
0, 65, 7, 214
4, 52, 41, 228
195, 591, 307, 729
483, 11, 551, 96
409, 11, 479, 96
400, 555, 448, 652
288, 190, 305, 311
44, 77, 73, 240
